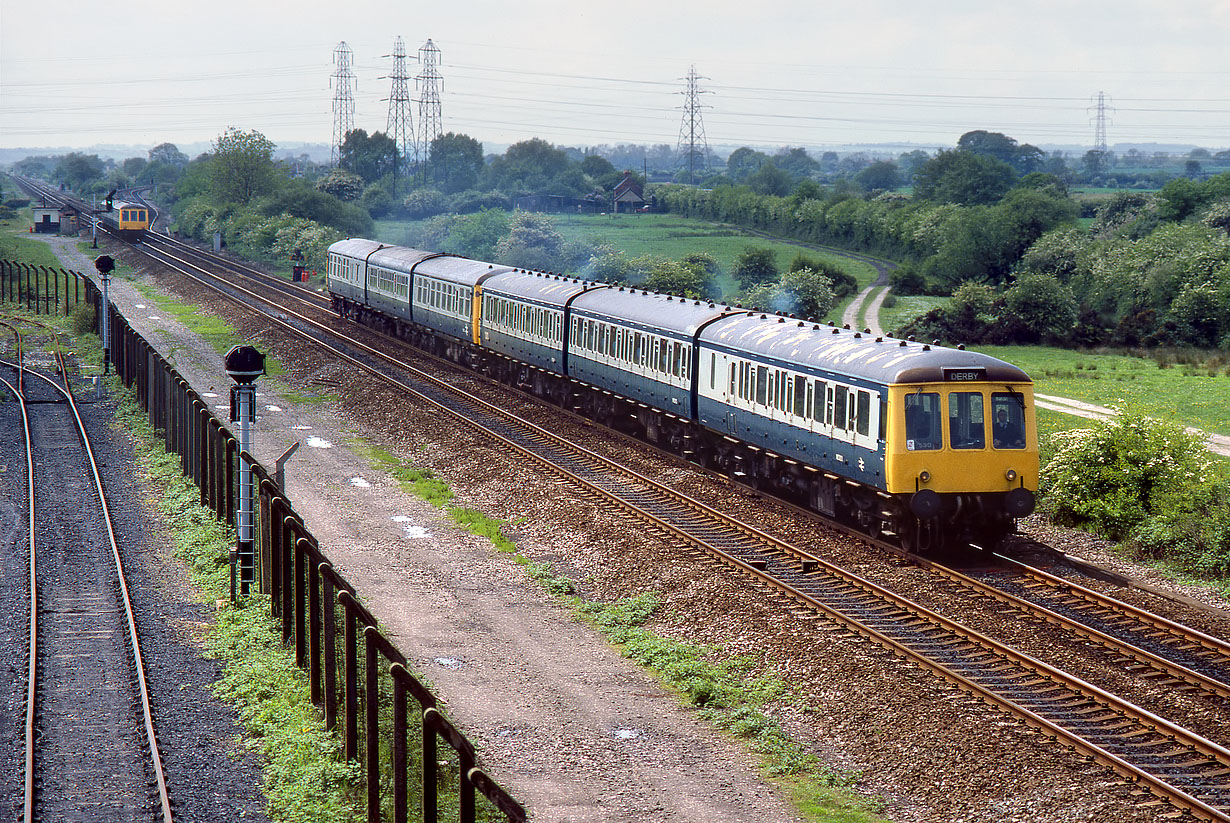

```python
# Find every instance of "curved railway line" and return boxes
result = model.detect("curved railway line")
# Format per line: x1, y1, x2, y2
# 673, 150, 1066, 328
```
2, 315, 172, 822
13, 177, 1230, 819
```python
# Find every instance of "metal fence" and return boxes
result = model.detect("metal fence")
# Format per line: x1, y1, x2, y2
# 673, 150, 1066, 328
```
0, 260, 88, 316
3, 262, 526, 823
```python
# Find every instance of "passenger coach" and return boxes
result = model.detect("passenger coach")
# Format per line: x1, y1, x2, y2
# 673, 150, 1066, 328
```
326, 238, 1039, 552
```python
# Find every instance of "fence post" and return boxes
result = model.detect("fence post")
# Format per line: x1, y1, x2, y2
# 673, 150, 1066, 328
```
309, 559, 322, 707
365, 626, 381, 823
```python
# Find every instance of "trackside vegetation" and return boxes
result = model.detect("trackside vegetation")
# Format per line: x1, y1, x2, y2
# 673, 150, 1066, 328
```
1041, 409, 1230, 585
368, 445, 886, 822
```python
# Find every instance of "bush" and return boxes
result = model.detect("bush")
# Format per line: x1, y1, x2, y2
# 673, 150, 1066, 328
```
1041, 409, 1217, 543
70, 303, 96, 336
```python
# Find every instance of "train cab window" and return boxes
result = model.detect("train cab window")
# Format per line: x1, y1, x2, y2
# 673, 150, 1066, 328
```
948, 392, 986, 450
991, 392, 1027, 449
904, 392, 942, 450
856, 391, 871, 436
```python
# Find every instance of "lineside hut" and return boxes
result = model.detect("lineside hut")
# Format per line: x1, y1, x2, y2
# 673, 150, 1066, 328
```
31, 205, 60, 234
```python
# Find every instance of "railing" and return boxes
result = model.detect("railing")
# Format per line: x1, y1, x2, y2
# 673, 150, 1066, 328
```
2, 261, 525, 822
0, 260, 87, 316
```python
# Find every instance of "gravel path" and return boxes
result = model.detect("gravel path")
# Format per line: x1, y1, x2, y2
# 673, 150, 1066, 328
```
22, 232, 1230, 822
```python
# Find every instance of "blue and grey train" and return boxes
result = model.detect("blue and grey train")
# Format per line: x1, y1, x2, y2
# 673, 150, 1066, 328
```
327, 238, 1038, 551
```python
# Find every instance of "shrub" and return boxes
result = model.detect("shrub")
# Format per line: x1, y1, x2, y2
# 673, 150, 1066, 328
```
1041, 409, 1215, 542
70, 303, 96, 336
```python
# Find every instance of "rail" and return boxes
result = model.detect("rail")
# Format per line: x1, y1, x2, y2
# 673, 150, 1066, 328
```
1, 261, 525, 823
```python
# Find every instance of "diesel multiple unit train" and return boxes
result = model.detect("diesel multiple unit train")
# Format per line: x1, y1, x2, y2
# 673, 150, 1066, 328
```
327, 238, 1038, 551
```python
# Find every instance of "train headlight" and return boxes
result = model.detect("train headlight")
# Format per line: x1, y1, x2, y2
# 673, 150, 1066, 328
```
1005, 468, 1017, 482
918, 470, 930, 484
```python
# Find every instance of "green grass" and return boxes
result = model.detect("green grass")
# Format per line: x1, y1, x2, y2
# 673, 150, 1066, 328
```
980, 345, 1230, 436
877, 294, 947, 334
375, 213, 880, 301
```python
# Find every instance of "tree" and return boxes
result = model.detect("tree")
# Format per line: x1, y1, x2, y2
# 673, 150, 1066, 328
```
339, 129, 399, 184
442, 209, 509, 261
255, 178, 372, 236
148, 142, 188, 168
210, 127, 277, 205
487, 138, 570, 193
779, 267, 836, 319
726, 147, 769, 183
316, 169, 365, 201
854, 161, 901, 192
732, 247, 778, 289
579, 154, 616, 179
53, 153, 106, 191
913, 150, 1016, 205
772, 147, 820, 180
429, 133, 484, 194
494, 211, 565, 270
643, 258, 708, 297
745, 163, 793, 196
788, 253, 857, 297
1002, 273, 1078, 343
122, 157, 148, 178
958, 130, 1044, 174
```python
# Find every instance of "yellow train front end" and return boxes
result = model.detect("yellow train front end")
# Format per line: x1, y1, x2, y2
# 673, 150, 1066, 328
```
113, 201, 150, 241
884, 380, 1038, 550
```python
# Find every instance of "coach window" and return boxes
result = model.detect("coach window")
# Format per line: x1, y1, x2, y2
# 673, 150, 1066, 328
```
991, 392, 1027, 449
856, 390, 871, 437
755, 365, 768, 406
948, 391, 985, 449
794, 376, 807, 419
812, 380, 826, 422
833, 386, 848, 431
904, 392, 942, 450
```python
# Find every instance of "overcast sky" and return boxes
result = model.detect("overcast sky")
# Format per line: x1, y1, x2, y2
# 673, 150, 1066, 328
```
3, 0, 1228, 156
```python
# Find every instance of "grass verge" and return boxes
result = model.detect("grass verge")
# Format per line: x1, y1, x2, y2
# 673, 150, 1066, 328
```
359, 440, 887, 823
109, 374, 363, 822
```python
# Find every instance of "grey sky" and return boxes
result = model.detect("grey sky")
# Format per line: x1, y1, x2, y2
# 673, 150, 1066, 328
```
2, 0, 1228, 154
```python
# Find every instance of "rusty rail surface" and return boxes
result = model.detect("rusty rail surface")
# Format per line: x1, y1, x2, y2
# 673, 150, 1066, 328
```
1, 263, 524, 823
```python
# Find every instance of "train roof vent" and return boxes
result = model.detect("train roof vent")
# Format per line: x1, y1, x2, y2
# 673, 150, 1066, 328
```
760, 314, 767, 319
832, 328, 840, 334
813, 324, 821, 330
843, 323, 851, 330
864, 327, 871, 334
898, 340, 907, 347
777, 317, 785, 323
923, 344, 931, 351
908, 335, 916, 342
797, 321, 804, 327
828, 321, 835, 327
957, 343, 966, 350
853, 332, 861, 338
875, 336, 883, 342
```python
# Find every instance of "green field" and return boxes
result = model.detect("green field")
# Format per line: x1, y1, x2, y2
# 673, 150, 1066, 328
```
981, 345, 1230, 436
377, 213, 879, 285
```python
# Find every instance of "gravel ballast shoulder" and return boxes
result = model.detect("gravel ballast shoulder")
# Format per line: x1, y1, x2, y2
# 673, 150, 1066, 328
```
24, 232, 1230, 822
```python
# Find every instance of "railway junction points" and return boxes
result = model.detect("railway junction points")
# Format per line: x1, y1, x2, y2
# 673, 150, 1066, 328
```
7, 231, 1230, 822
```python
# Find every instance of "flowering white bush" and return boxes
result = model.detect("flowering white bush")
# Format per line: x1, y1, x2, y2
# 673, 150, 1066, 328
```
1041, 409, 1212, 540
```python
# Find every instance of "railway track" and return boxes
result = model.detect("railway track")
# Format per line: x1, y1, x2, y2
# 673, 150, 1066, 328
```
93, 226, 1230, 818
2, 318, 172, 822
